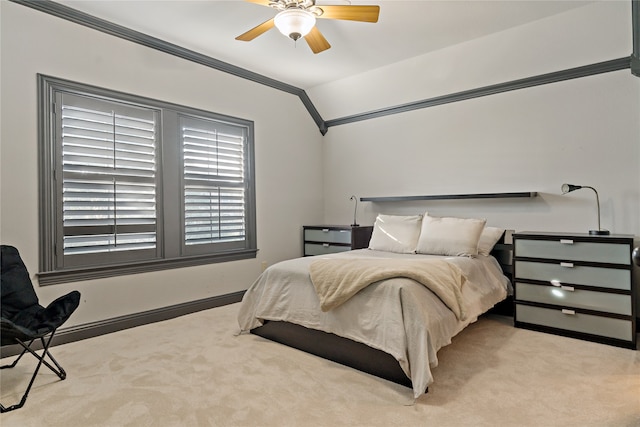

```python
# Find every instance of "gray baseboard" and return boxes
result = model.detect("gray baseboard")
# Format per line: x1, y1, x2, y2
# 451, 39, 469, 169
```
1, 291, 245, 358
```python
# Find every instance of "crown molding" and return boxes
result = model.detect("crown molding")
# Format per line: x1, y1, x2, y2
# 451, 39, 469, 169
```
10, 0, 329, 134
326, 57, 631, 129
10, 0, 639, 135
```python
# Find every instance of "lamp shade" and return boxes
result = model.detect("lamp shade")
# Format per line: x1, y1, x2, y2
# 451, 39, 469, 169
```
561, 184, 582, 194
274, 9, 316, 41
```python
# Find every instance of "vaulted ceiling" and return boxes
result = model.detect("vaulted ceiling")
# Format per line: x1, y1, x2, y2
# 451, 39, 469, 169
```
54, 0, 593, 90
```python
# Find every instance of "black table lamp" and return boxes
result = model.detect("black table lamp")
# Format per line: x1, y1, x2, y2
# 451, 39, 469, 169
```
349, 195, 359, 227
561, 184, 610, 235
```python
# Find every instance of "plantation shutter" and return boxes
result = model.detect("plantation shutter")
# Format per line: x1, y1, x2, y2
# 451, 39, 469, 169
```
59, 93, 158, 262
40, 76, 256, 282
181, 115, 247, 252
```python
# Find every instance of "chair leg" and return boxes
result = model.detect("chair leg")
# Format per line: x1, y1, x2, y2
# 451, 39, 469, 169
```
0, 340, 32, 369
0, 331, 66, 413
37, 336, 67, 380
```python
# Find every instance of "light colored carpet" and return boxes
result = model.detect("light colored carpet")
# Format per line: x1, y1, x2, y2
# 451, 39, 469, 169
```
1, 303, 639, 427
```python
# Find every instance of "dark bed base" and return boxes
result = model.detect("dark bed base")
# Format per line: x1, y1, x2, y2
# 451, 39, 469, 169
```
251, 320, 415, 390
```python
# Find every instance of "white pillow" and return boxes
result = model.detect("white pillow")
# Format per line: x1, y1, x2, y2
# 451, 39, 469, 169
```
416, 215, 486, 257
477, 226, 505, 256
368, 214, 423, 254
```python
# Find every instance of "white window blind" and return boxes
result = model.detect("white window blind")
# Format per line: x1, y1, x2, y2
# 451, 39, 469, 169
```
182, 116, 246, 246
61, 98, 158, 255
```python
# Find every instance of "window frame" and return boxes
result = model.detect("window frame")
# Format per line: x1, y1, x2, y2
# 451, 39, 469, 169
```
38, 75, 257, 285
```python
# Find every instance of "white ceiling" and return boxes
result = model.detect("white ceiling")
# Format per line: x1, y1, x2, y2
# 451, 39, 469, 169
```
55, 0, 593, 90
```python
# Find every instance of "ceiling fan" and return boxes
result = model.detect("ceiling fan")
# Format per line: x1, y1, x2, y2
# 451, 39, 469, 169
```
235, 0, 380, 54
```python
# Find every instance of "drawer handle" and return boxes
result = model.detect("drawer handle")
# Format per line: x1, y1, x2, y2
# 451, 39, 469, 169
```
322, 229, 329, 232
323, 243, 329, 247
550, 280, 575, 292
560, 239, 574, 245
560, 262, 574, 268
561, 309, 576, 315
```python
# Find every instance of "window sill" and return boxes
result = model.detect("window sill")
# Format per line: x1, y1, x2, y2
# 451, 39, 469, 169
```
37, 249, 258, 285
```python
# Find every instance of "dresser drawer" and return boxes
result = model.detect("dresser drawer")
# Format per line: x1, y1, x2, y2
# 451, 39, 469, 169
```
304, 243, 352, 256
304, 228, 352, 245
515, 282, 632, 316
515, 239, 630, 265
515, 304, 633, 342
515, 260, 630, 291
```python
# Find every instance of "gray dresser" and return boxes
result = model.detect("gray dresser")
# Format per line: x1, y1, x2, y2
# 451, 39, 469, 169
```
303, 225, 373, 256
513, 232, 636, 349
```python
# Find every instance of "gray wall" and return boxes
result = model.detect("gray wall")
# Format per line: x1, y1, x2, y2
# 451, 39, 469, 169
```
309, 2, 640, 310
1, 1, 638, 327
0, 1, 324, 327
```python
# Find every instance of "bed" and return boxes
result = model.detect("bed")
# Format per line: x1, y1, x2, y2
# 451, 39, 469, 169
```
237, 214, 513, 399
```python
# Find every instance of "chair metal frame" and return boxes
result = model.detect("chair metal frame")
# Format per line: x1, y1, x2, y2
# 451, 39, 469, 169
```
1, 329, 68, 412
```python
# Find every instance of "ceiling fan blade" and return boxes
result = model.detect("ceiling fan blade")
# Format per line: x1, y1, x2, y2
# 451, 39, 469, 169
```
305, 26, 331, 54
316, 5, 380, 23
235, 18, 275, 41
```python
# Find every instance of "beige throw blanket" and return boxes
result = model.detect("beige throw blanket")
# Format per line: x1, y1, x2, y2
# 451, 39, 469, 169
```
309, 258, 467, 320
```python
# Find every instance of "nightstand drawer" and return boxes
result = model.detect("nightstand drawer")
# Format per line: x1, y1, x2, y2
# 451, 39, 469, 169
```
516, 261, 630, 291
516, 304, 633, 342
304, 228, 352, 245
515, 239, 630, 265
515, 282, 632, 315
304, 243, 352, 256
303, 225, 373, 257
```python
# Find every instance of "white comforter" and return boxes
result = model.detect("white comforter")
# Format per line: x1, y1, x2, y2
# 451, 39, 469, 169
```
237, 249, 510, 398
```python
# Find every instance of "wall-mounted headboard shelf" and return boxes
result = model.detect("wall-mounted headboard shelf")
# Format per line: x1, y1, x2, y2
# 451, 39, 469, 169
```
360, 192, 537, 203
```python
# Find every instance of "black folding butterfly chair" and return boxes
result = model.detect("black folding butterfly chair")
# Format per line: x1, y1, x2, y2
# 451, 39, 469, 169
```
1, 245, 80, 412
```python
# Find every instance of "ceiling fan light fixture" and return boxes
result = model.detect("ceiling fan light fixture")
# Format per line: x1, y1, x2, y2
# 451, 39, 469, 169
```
274, 9, 316, 41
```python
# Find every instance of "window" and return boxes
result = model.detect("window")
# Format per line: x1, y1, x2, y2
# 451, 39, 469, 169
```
181, 115, 247, 254
38, 75, 256, 284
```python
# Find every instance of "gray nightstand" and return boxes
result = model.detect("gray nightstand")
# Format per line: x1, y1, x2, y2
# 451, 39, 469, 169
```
513, 232, 636, 349
303, 225, 373, 256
